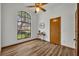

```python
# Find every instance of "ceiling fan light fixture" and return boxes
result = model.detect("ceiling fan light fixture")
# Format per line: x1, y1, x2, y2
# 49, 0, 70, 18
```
36, 7, 40, 12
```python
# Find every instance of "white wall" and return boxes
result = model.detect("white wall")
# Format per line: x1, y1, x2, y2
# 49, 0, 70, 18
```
1, 3, 38, 47
0, 3, 1, 52
38, 3, 76, 48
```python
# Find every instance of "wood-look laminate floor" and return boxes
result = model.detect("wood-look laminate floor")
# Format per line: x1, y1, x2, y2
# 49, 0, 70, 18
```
1, 39, 75, 56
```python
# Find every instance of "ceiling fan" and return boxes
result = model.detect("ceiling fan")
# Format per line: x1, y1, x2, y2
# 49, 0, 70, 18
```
27, 3, 47, 13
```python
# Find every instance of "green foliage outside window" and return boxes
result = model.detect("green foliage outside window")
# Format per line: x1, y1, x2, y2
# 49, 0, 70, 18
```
17, 11, 31, 40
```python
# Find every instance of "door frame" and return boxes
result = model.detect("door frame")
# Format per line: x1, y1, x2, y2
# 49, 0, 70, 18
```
50, 17, 61, 45
77, 3, 79, 56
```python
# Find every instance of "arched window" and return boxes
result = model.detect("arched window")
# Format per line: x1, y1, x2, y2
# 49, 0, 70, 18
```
17, 11, 31, 39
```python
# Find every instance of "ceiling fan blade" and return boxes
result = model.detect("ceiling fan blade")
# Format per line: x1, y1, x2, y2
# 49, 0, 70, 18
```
39, 7, 46, 12
35, 3, 48, 6
27, 6, 35, 7
41, 3, 48, 5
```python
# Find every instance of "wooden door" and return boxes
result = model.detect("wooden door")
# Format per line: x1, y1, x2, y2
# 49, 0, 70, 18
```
50, 17, 61, 45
